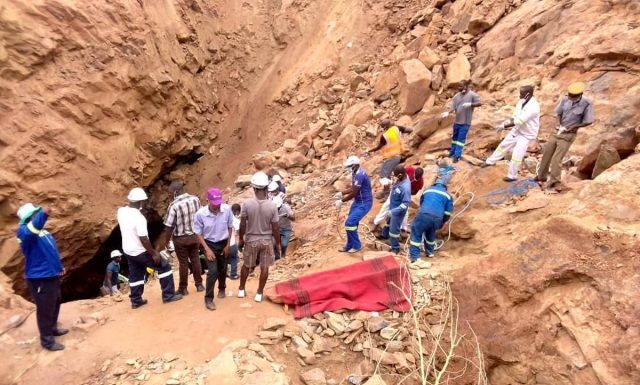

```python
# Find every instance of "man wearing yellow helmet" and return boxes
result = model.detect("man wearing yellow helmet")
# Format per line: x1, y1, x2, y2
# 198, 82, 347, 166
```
536, 82, 594, 191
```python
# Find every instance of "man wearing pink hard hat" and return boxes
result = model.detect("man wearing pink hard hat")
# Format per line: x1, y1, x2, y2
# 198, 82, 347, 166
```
194, 187, 233, 311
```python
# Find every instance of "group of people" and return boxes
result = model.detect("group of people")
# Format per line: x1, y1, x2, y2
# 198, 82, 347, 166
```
334, 79, 594, 260
15, 78, 593, 352
444, 80, 594, 190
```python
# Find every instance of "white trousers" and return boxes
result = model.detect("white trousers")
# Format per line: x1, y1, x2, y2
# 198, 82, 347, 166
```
486, 131, 531, 179
373, 197, 409, 231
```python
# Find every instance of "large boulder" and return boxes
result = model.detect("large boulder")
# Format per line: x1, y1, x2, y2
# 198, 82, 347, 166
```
372, 68, 400, 102
591, 144, 621, 179
468, 0, 509, 35
446, 52, 471, 87
253, 151, 275, 170
577, 126, 638, 176
333, 124, 359, 155
411, 113, 454, 146
277, 151, 310, 169
341, 101, 374, 129
398, 59, 432, 115
418, 47, 441, 69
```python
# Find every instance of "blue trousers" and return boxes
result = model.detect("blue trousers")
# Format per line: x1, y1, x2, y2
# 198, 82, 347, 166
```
409, 213, 442, 261
229, 244, 238, 277
449, 123, 470, 159
344, 201, 372, 251
274, 228, 292, 260
381, 211, 406, 252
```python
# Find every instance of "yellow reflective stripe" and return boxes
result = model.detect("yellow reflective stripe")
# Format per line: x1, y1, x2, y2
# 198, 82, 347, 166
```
345, 226, 358, 231
16, 237, 22, 244
496, 146, 506, 154
424, 189, 452, 200
409, 240, 422, 247
511, 158, 522, 164
514, 117, 524, 125
27, 223, 41, 235
452, 141, 465, 147
424, 240, 436, 245
444, 211, 451, 215
389, 232, 400, 238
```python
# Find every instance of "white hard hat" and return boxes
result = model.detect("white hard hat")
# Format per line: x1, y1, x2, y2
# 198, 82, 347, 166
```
344, 155, 361, 167
272, 196, 283, 208
127, 187, 148, 202
380, 178, 392, 187
272, 175, 282, 182
268, 181, 279, 192
167, 240, 175, 252
251, 172, 270, 188
17, 203, 38, 224
110, 250, 123, 258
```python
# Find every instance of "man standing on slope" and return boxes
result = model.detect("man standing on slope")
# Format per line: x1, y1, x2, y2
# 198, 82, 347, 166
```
442, 80, 482, 162
194, 188, 233, 311
379, 165, 412, 254
159, 181, 204, 296
238, 172, 281, 303
409, 175, 454, 261
16, 203, 67, 351
336, 156, 373, 253
482, 85, 540, 182
535, 82, 594, 191
365, 119, 412, 198
117, 188, 183, 309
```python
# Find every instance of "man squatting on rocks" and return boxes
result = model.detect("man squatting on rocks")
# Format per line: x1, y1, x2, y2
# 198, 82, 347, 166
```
16, 204, 68, 351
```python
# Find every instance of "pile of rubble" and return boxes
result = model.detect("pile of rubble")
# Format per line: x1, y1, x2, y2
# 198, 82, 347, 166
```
255, 261, 449, 385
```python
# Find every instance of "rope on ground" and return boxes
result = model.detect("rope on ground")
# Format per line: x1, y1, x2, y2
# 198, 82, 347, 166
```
482, 178, 538, 205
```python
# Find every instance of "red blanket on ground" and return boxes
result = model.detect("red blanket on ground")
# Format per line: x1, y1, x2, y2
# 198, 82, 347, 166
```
274, 256, 412, 319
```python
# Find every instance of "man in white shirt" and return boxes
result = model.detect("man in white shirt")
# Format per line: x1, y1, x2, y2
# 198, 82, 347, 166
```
482, 85, 540, 182
117, 188, 183, 309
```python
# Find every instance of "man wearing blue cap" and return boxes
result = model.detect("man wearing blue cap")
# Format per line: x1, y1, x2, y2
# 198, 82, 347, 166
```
16, 203, 67, 351
408, 173, 454, 261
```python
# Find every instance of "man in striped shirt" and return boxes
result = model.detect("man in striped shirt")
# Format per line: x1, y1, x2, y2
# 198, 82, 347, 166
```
160, 181, 204, 295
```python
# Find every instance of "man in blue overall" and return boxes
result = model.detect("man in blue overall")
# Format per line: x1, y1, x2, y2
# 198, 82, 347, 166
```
16, 203, 67, 351
336, 156, 373, 253
379, 165, 411, 253
408, 175, 454, 261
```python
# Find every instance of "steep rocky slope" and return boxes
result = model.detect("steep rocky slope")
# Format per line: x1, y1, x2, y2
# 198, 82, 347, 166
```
1, 0, 639, 384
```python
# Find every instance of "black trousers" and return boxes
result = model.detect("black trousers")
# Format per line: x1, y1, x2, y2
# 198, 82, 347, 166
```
27, 276, 61, 348
126, 251, 176, 305
204, 239, 228, 302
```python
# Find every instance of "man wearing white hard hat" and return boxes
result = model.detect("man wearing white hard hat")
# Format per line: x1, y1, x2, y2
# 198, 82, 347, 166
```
238, 172, 281, 302
117, 188, 182, 309
16, 203, 67, 351
336, 155, 373, 253
102, 250, 123, 295
268, 180, 285, 201
271, 174, 286, 194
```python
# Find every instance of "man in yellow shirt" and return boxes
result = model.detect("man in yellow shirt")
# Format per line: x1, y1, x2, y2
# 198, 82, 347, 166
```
365, 119, 412, 198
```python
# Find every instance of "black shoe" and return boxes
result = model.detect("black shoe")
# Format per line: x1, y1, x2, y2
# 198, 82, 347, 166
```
452, 158, 460, 163
480, 162, 491, 168
43, 342, 65, 351
503, 177, 517, 182
176, 288, 189, 296
53, 328, 69, 337
196, 285, 205, 292
132, 299, 148, 309
205, 301, 216, 311
229, 275, 239, 280
163, 294, 183, 304
218, 290, 226, 299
